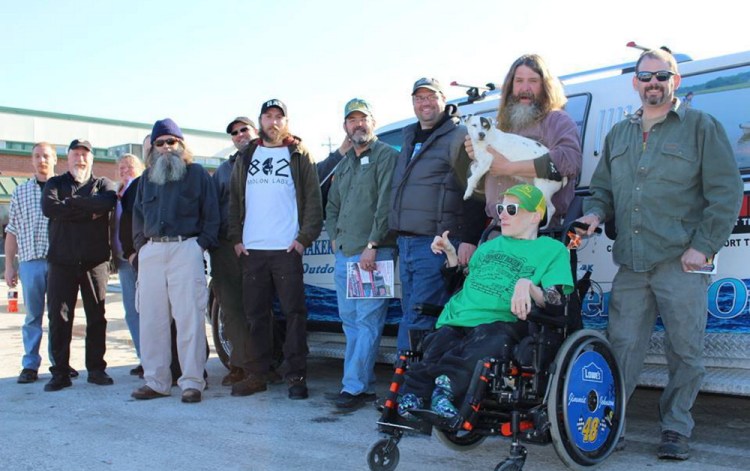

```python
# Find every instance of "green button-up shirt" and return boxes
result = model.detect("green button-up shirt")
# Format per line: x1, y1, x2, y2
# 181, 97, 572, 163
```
325, 138, 398, 257
584, 99, 743, 272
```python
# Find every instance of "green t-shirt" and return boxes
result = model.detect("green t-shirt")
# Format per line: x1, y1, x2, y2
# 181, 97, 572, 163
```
435, 236, 574, 329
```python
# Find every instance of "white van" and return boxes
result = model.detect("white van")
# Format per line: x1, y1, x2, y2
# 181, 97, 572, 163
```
216, 49, 750, 396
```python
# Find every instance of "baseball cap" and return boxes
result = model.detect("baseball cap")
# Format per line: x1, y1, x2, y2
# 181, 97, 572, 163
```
68, 139, 92, 152
344, 98, 373, 118
260, 99, 287, 117
226, 116, 257, 134
503, 184, 546, 216
412, 77, 444, 96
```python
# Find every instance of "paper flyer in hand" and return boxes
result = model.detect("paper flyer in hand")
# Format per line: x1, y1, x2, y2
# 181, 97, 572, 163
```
346, 260, 395, 299
688, 253, 719, 275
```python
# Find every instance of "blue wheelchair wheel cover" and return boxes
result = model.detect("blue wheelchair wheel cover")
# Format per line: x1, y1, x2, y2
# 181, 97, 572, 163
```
563, 350, 617, 452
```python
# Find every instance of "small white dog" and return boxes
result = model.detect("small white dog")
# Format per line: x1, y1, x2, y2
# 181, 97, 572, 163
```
463, 115, 565, 224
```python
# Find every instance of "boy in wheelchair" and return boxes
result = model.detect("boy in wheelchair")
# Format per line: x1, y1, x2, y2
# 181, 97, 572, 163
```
397, 184, 574, 421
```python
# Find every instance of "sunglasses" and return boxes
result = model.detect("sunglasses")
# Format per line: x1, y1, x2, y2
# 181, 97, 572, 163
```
496, 203, 521, 217
154, 138, 180, 147
230, 126, 252, 136
636, 70, 675, 82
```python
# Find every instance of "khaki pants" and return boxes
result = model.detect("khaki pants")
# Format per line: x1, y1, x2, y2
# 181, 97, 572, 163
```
137, 238, 208, 394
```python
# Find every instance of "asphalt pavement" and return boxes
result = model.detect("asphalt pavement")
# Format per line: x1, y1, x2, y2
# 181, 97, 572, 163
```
1, 278, 749, 471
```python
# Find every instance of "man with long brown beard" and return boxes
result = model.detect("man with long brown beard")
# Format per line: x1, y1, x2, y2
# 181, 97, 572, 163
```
228, 99, 322, 400
131, 119, 219, 404
467, 54, 582, 230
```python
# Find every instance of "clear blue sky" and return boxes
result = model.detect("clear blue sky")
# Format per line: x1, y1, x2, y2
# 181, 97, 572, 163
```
2, 0, 748, 160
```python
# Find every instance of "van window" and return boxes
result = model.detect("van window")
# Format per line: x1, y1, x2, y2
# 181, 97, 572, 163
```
563, 93, 591, 145
679, 64, 750, 171
378, 129, 403, 151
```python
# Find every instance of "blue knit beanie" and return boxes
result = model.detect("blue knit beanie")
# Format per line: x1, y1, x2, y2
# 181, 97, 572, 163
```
151, 118, 184, 143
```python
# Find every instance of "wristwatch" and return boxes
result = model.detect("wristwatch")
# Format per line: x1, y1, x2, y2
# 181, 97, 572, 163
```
366, 242, 378, 250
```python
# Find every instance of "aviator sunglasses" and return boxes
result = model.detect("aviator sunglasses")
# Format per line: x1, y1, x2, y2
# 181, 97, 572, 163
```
230, 126, 251, 136
154, 138, 180, 147
636, 70, 675, 82
496, 203, 521, 217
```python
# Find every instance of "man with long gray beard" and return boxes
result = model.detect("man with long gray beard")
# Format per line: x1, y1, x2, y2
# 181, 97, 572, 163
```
42, 139, 117, 391
131, 119, 219, 403
466, 54, 582, 230
228, 99, 322, 400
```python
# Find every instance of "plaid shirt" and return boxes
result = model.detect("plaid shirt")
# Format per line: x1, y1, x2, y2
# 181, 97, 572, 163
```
5, 179, 49, 262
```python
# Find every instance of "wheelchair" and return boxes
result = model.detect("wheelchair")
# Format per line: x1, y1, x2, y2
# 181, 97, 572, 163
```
366, 222, 625, 471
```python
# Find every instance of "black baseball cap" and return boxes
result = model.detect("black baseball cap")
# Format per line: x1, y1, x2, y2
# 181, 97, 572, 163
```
68, 139, 92, 152
260, 99, 287, 117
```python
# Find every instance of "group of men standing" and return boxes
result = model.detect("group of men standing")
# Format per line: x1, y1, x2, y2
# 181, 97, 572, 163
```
4, 48, 743, 461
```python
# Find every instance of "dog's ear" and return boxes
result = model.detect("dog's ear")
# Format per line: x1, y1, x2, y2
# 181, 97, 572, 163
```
480, 116, 492, 131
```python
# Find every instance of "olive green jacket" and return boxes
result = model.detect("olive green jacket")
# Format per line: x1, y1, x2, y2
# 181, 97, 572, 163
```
584, 100, 742, 272
325, 138, 398, 257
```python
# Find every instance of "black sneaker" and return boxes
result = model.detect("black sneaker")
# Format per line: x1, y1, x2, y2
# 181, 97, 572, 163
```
17, 368, 38, 384
87, 371, 114, 386
288, 376, 308, 400
69, 367, 79, 378
334, 392, 376, 410
130, 365, 144, 378
657, 430, 690, 460
44, 375, 72, 392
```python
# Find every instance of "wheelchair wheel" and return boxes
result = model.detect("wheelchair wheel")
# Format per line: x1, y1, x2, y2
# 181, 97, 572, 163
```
367, 438, 400, 471
547, 330, 625, 469
434, 428, 486, 451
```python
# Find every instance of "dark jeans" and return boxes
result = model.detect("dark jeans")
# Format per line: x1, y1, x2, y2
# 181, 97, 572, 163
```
401, 321, 527, 401
241, 249, 308, 378
47, 261, 109, 377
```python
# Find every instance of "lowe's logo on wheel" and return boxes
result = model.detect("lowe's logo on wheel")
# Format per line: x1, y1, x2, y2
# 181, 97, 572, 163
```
582, 363, 603, 383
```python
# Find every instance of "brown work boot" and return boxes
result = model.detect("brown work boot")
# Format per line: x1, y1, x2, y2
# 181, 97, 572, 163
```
221, 367, 246, 386
231, 374, 267, 397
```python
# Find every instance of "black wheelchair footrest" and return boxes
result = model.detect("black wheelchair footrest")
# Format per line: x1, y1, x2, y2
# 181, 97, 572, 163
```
377, 415, 433, 436
408, 409, 464, 432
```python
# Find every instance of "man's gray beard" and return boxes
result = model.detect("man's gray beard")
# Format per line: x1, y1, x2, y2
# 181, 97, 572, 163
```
149, 152, 187, 185
347, 128, 374, 147
69, 167, 91, 183
506, 101, 542, 132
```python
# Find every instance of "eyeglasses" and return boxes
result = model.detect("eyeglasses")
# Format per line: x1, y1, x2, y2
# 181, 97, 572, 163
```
153, 138, 180, 147
636, 70, 675, 83
412, 94, 440, 104
496, 203, 521, 217
346, 117, 370, 125
230, 126, 252, 136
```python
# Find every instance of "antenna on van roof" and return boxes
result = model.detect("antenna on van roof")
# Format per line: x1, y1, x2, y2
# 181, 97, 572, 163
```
627, 41, 673, 54
450, 81, 496, 104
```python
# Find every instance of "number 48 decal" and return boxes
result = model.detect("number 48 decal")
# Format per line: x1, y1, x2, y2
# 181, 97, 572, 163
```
580, 417, 600, 443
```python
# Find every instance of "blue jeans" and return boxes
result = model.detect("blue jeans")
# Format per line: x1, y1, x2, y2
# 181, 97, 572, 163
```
396, 236, 453, 352
116, 258, 140, 358
19, 259, 50, 370
334, 248, 395, 395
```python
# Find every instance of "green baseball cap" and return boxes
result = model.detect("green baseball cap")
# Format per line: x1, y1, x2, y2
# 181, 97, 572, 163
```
503, 184, 546, 216
344, 98, 372, 118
